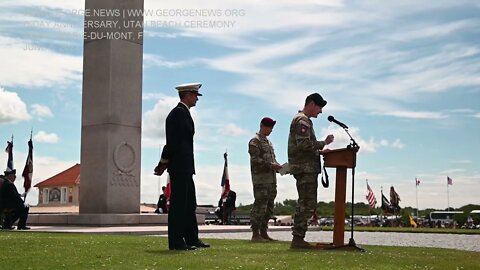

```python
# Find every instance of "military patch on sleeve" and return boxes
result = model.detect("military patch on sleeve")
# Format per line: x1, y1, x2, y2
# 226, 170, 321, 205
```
297, 121, 310, 136
248, 139, 259, 154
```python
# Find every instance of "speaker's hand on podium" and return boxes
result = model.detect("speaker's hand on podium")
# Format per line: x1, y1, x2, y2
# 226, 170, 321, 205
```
319, 149, 332, 154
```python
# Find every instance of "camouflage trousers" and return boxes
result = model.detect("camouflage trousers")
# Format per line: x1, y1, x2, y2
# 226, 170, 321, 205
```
250, 183, 277, 232
291, 173, 318, 238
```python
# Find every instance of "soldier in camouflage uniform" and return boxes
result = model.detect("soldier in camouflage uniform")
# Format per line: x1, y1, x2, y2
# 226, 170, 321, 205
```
248, 117, 283, 242
288, 93, 334, 249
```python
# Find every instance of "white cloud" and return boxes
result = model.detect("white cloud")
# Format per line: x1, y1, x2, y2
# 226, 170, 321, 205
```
321, 125, 406, 153
391, 139, 405, 149
0, 87, 30, 123
33, 131, 59, 143
0, 0, 83, 10
219, 123, 249, 137
206, 36, 321, 75
143, 53, 199, 69
449, 159, 472, 164
0, 36, 82, 88
31, 104, 54, 118
142, 96, 199, 148
387, 19, 480, 41
374, 111, 448, 119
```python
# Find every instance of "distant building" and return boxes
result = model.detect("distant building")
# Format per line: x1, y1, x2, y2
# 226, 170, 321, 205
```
34, 164, 80, 206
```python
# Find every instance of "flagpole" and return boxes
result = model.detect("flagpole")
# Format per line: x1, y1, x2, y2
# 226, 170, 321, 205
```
380, 186, 383, 226
415, 178, 419, 218
447, 177, 450, 210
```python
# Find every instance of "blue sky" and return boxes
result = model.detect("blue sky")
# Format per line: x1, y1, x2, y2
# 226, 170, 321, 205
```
0, 0, 479, 210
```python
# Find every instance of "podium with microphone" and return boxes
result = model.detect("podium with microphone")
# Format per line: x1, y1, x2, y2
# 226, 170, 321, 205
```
318, 115, 364, 251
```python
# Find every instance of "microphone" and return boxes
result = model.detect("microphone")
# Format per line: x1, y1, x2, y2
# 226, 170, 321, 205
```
327, 115, 348, 129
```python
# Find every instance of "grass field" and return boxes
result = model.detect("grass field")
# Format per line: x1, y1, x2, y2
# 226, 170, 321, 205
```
0, 232, 478, 270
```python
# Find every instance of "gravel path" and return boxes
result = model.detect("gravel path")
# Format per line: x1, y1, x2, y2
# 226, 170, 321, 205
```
199, 230, 480, 252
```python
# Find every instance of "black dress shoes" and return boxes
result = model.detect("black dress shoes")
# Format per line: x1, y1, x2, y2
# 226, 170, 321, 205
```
17, 226, 31, 230
2, 225, 15, 230
170, 244, 197, 251
190, 240, 210, 248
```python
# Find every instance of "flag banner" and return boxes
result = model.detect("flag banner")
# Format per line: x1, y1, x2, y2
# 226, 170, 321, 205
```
165, 174, 171, 210
5, 141, 14, 172
409, 215, 417, 228
366, 182, 377, 209
447, 176, 453, 185
22, 139, 33, 192
221, 152, 230, 195
416, 178, 420, 186
381, 191, 394, 214
390, 186, 401, 213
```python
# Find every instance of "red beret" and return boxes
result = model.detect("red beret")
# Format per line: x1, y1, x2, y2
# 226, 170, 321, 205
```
261, 117, 276, 127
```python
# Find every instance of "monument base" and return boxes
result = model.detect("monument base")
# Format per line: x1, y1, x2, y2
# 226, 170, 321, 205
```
27, 213, 205, 226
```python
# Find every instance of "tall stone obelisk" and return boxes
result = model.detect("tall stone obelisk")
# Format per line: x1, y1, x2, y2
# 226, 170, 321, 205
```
80, 0, 144, 214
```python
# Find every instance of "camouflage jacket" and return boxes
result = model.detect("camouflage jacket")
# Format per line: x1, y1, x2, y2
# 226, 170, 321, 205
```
248, 133, 278, 185
287, 111, 325, 175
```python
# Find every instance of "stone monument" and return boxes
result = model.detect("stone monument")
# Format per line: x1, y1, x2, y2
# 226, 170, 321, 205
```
80, 0, 144, 214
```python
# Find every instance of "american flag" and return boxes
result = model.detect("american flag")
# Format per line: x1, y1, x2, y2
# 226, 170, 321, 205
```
221, 152, 230, 195
447, 176, 453, 185
416, 178, 420, 186
366, 182, 377, 209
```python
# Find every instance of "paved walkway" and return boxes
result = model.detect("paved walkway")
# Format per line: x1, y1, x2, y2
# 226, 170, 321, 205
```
9, 225, 480, 252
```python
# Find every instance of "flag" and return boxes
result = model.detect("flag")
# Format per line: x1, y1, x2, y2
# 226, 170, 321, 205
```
381, 191, 393, 214
221, 152, 230, 195
366, 182, 377, 209
5, 141, 14, 173
390, 186, 401, 210
416, 178, 420, 186
447, 176, 453, 185
165, 174, 171, 210
409, 215, 417, 228
22, 139, 33, 192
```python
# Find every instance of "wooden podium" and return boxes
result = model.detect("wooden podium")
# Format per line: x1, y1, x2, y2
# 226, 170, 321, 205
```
322, 146, 359, 248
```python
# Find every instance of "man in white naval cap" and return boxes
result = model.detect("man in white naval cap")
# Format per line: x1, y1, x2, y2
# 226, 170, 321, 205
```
154, 83, 210, 250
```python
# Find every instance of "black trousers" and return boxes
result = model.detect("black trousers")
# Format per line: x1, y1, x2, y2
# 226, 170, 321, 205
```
168, 173, 199, 249
3, 205, 29, 228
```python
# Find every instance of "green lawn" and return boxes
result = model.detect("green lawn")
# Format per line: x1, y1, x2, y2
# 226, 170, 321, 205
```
0, 232, 478, 270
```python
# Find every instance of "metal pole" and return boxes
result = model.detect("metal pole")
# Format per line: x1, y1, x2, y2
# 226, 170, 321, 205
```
447, 182, 450, 210
415, 178, 419, 218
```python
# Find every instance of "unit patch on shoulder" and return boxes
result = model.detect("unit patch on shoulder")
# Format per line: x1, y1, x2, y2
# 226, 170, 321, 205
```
297, 124, 309, 136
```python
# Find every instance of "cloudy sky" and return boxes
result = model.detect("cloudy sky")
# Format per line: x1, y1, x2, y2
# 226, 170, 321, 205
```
0, 0, 479, 211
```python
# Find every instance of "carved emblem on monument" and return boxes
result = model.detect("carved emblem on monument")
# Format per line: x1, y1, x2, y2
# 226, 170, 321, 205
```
112, 141, 138, 187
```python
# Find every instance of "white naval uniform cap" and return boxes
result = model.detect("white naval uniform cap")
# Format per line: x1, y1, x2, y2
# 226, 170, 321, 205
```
175, 83, 203, 96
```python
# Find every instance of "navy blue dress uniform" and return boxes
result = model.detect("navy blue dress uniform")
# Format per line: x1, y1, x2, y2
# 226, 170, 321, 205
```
155, 83, 209, 250
0, 170, 30, 230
